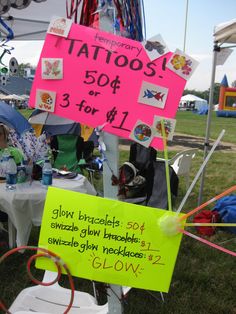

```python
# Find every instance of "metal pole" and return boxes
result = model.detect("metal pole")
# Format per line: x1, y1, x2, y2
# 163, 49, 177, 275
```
99, 7, 123, 314
198, 44, 220, 205
177, 129, 225, 214
102, 133, 123, 314
183, 0, 189, 52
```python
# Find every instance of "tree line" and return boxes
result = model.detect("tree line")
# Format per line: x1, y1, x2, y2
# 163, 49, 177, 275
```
183, 83, 221, 105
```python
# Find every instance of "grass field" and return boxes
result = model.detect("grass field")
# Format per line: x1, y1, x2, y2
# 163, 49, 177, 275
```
1, 110, 236, 314
175, 111, 236, 143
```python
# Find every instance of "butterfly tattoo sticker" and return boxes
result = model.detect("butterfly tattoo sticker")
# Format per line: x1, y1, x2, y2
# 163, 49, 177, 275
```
42, 58, 63, 79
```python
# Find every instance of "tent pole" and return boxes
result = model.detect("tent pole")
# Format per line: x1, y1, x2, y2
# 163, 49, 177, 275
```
183, 0, 189, 52
198, 43, 220, 205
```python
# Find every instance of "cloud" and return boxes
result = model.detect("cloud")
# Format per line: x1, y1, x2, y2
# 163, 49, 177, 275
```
186, 50, 236, 90
5, 41, 44, 66
190, 53, 212, 62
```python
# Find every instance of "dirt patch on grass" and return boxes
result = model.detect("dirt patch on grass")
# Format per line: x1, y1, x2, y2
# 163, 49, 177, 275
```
119, 134, 236, 152
168, 134, 236, 151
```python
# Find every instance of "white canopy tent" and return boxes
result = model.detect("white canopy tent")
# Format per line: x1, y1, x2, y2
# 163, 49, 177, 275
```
179, 94, 208, 111
214, 19, 236, 44
1, 94, 24, 101
198, 18, 236, 204
20, 94, 30, 100
1, 0, 68, 40
0, 93, 7, 100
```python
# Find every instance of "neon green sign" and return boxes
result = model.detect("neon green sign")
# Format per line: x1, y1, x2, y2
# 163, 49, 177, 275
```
37, 187, 185, 292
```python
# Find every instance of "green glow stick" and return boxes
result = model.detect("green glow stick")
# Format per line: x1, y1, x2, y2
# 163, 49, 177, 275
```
184, 223, 236, 227
161, 119, 172, 212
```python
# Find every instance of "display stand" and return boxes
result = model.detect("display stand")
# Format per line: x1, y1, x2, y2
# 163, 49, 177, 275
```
102, 132, 123, 313
99, 8, 124, 312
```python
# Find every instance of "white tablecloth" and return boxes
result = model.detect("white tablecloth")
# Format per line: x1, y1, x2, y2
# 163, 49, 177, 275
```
0, 175, 97, 247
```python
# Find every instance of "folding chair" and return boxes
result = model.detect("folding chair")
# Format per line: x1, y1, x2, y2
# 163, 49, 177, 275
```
9, 271, 131, 313
157, 148, 198, 190
9, 271, 108, 313
119, 143, 178, 210
50, 135, 95, 178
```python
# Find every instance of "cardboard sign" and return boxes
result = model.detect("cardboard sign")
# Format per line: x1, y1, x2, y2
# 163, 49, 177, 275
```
29, 22, 187, 150
36, 188, 185, 293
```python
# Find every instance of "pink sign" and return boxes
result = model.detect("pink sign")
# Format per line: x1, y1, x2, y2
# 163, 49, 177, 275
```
29, 23, 186, 149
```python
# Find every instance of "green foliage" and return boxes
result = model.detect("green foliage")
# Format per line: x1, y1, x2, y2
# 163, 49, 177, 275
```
210, 83, 221, 105
18, 108, 33, 120
183, 82, 221, 105
231, 80, 236, 88
183, 89, 209, 101
18, 63, 33, 77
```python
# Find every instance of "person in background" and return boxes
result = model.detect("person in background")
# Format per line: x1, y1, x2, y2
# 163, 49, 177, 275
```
0, 123, 24, 165
0, 123, 25, 225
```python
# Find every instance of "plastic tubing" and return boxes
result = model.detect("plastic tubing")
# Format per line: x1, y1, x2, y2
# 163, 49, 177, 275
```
0, 246, 75, 314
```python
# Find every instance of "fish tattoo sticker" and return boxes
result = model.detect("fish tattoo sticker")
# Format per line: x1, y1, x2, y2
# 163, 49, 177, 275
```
138, 81, 168, 109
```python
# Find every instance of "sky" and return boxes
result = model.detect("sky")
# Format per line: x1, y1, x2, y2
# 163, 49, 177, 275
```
144, 0, 236, 91
5, 0, 236, 91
